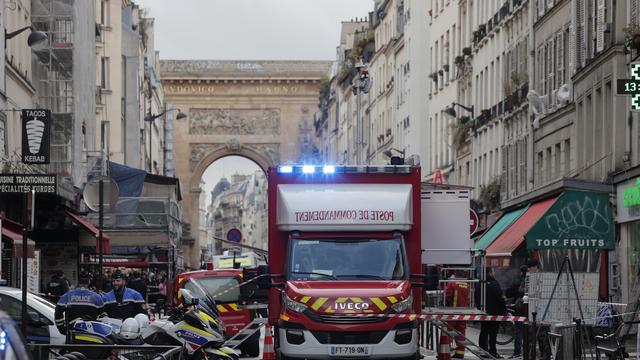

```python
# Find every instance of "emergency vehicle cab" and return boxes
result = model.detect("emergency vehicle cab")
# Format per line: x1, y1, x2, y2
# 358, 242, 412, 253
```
260, 165, 424, 360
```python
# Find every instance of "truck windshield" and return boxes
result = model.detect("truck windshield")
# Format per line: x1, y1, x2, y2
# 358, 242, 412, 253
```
186, 277, 240, 303
287, 238, 407, 281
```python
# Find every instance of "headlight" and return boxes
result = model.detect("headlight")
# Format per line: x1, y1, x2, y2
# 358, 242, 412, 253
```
282, 293, 307, 313
391, 294, 413, 313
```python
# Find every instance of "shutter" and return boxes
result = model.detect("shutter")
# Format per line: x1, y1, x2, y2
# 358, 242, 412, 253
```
632, 0, 639, 26
557, 31, 564, 86
576, 0, 585, 67
596, 0, 605, 53
569, 24, 576, 74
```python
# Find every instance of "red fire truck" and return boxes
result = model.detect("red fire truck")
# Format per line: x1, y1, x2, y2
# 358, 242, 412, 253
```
256, 165, 424, 360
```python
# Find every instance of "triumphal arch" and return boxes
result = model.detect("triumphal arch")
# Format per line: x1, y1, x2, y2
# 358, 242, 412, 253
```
161, 60, 330, 268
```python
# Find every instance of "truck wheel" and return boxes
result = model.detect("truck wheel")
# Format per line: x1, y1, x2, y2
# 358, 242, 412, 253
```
241, 337, 260, 357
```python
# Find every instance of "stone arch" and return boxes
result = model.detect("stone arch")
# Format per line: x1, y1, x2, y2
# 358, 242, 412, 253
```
189, 145, 274, 192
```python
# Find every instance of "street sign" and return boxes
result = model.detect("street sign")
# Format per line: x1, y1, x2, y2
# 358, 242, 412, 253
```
0, 174, 56, 194
615, 62, 640, 112
227, 228, 242, 243
470, 209, 479, 235
22, 109, 50, 164
83, 176, 119, 212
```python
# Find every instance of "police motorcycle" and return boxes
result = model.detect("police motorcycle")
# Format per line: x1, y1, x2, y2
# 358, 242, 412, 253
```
65, 315, 148, 359
142, 285, 239, 360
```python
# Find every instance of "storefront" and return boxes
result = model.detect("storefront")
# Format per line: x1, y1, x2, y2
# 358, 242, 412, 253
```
477, 190, 614, 298
616, 176, 640, 304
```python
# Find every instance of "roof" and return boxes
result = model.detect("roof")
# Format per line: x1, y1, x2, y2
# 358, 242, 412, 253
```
486, 196, 559, 256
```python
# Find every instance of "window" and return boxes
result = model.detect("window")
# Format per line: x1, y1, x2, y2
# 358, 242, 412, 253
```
0, 114, 6, 159
555, 143, 561, 178
100, 0, 109, 26
100, 57, 109, 89
564, 139, 571, 174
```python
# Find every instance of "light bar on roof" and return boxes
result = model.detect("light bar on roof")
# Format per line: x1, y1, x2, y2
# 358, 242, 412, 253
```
276, 165, 413, 174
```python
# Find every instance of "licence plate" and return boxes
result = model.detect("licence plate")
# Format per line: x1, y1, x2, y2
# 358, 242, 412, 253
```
328, 345, 370, 357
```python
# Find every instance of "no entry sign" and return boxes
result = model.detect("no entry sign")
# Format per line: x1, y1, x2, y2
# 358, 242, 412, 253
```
470, 209, 479, 235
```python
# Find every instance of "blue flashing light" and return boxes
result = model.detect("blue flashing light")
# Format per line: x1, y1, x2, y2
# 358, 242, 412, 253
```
0, 332, 5, 338
323, 165, 336, 174
278, 165, 293, 173
0, 344, 5, 351
0, 338, 4, 344
302, 165, 315, 174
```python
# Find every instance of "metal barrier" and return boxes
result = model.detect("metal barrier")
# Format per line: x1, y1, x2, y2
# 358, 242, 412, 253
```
419, 319, 440, 352
29, 344, 182, 360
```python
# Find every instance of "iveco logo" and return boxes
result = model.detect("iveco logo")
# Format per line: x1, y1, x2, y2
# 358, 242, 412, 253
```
334, 303, 370, 310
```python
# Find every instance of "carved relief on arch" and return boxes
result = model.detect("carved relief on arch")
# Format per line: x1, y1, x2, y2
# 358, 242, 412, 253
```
189, 142, 280, 171
190, 143, 226, 170
244, 143, 280, 165
188, 108, 281, 135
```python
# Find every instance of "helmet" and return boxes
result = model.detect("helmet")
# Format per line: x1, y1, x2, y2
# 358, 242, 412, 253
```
134, 314, 149, 329
111, 270, 124, 280
120, 318, 140, 340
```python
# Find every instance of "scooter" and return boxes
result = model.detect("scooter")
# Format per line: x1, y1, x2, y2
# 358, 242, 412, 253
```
142, 288, 239, 360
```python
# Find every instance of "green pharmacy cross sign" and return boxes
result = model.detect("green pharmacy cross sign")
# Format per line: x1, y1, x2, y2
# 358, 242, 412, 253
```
616, 62, 640, 111
624, 178, 640, 209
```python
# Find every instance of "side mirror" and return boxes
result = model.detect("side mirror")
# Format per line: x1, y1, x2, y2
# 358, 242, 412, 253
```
240, 266, 270, 303
27, 311, 46, 327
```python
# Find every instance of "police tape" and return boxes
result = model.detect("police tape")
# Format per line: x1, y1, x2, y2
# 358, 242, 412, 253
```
326, 313, 529, 322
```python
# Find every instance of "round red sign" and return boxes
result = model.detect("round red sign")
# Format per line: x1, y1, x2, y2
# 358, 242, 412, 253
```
470, 209, 479, 235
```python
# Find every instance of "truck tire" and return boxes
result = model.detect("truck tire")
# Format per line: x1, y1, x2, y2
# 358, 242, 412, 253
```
241, 337, 260, 357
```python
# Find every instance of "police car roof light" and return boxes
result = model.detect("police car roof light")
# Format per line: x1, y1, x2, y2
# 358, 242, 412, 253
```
302, 165, 315, 174
322, 165, 335, 174
278, 165, 293, 173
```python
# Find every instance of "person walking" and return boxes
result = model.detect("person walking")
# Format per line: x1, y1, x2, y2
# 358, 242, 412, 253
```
54, 270, 104, 335
509, 265, 529, 358
102, 270, 146, 320
445, 271, 470, 358
479, 268, 506, 358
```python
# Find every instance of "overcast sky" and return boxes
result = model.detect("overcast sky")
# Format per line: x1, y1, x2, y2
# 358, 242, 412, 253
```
135, 0, 373, 60
201, 156, 263, 205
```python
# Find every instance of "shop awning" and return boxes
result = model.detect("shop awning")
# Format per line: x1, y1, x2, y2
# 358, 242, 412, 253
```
1, 226, 22, 241
65, 211, 111, 254
486, 196, 559, 260
1, 217, 35, 257
475, 206, 529, 250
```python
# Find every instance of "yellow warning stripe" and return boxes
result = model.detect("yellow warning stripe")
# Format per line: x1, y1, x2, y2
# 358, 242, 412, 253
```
300, 296, 311, 304
311, 297, 328, 311
370, 297, 388, 311
181, 324, 214, 337
280, 314, 290, 321
217, 304, 228, 313
228, 303, 240, 311
74, 335, 104, 344
387, 296, 398, 304
324, 306, 335, 313
336, 297, 349, 303
350, 297, 364, 302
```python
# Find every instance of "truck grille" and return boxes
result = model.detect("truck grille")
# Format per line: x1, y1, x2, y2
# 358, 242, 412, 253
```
311, 331, 387, 344
316, 314, 386, 324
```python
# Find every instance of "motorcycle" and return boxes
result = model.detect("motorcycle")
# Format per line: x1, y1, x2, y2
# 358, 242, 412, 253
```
142, 287, 239, 360
65, 317, 146, 359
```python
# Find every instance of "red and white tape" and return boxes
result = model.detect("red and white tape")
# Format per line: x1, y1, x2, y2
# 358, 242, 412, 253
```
334, 313, 528, 322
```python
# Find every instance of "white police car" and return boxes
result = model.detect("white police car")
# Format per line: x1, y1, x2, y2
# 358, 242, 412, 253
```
0, 287, 65, 344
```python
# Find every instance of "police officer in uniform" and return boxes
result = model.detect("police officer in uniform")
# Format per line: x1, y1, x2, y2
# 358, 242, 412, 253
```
54, 270, 105, 334
47, 270, 70, 303
102, 270, 146, 320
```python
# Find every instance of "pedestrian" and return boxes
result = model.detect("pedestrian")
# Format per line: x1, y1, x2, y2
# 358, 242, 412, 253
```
127, 271, 148, 300
54, 270, 105, 335
102, 270, 147, 320
445, 271, 470, 358
508, 265, 529, 358
479, 267, 506, 358
525, 258, 551, 360
46, 270, 70, 303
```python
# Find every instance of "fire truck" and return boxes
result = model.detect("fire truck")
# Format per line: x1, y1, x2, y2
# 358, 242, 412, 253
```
248, 165, 424, 360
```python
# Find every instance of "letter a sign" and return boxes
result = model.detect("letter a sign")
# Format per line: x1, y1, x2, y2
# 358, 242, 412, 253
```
22, 109, 50, 164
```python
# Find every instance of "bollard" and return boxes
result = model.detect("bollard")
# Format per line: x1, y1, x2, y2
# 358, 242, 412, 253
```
437, 332, 452, 360
531, 312, 538, 360
573, 318, 582, 360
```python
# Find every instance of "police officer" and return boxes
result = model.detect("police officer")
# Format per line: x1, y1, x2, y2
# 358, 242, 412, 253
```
102, 270, 146, 320
47, 270, 70, 303
54, 270, 105, 334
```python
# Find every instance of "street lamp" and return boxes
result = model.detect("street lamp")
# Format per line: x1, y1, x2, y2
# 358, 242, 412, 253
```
5, 26, 48, 49
145, 108, 186, 172
444, 102, 475, 122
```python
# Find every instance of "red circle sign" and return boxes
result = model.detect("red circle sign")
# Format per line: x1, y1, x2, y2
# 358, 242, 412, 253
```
470, 210, 479, 235
227, 228, 242, 243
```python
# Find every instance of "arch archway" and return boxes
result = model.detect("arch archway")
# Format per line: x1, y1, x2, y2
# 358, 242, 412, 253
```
162, 59, 330, 269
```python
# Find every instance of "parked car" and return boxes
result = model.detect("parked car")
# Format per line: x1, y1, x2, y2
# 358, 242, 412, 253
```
0, 287, 65, 344
0, 310, 32, 359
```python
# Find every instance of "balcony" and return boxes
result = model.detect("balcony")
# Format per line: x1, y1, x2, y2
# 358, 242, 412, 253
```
86, 197, 182, 248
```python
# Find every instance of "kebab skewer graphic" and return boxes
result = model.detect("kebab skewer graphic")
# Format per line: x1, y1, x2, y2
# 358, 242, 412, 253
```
25, 115, 45, 154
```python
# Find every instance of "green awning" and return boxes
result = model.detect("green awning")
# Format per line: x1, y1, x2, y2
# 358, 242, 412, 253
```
474, 206, 529, 250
